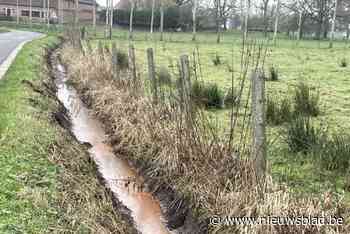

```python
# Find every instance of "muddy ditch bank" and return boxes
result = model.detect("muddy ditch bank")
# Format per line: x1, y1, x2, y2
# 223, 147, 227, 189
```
48, 45, 206, 234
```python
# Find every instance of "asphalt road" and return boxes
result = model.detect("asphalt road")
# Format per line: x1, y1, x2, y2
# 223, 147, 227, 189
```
0, 31, 43, 66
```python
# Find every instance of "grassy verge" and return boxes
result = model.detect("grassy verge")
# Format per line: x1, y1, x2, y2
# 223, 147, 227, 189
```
0, 28, 9, 33
0, 36, 59, 233
0, 33, 132, 233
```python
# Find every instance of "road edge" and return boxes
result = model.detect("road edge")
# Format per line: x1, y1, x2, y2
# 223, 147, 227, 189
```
0, 33, 45, 80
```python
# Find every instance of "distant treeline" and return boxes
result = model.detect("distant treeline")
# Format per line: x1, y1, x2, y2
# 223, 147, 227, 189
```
100, 7, 197, 30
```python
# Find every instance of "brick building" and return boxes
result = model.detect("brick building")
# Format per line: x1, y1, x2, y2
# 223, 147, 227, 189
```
0, 0, 96, 23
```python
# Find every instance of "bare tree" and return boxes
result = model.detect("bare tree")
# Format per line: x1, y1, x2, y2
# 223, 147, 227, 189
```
150, 0, 156, 34
262, 0, 270, 37
298, 0, 334, 40
298, 2, 303, 41
213, 0, 237, 43
159, 0, 175, 41
47, 0, 50, 28
43, 0, 46, 24
129, 0, 136, 40
244, 0, 250, 41
75, 0, 79, 26
192, 0, 198, 41
29, 0, 32, 27
106, 0, 110, 38
213, 0, 225, 43
273, 0, 281, 44
110, 0, 114, 39
282, 0, 306, 40
16, 0, 19, 24
329, 0, 338, 48
93, 0, 97, 31
59, 0, 63, 25
160, 1, 165, 41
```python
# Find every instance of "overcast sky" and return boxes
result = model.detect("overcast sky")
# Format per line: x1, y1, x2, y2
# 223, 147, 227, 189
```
96, 0, 120, 7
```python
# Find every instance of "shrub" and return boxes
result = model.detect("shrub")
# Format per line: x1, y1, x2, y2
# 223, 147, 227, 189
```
266, 95, 293, 125
104, 44, 111, 54
340, 58, 348, 68
203, 84, 223, 108
191, 81, 223, 108
115, 50, 129, 69
212, 53, 222, 66
284, 117, 326, 153
317, 133, 350, 172
294, 82, 320, 117
190, 80, 203, 101
268, 66, 279, 81
266, 97, 280, 125
157, 66, 172, 86
224, 87, 239, 107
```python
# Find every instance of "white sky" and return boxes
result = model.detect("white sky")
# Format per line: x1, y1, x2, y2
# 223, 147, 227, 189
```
96, 0, 120, 7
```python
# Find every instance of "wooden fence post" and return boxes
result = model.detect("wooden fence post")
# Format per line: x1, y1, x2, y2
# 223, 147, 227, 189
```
251, 70, 267, 184
129, 44, 137, 82
98, 40, 104, 57
86, 39, 93, 54
180, 55, 191, 102
147, 48, 157, 103
180, 55, 193, 121
112, 41, 119, 80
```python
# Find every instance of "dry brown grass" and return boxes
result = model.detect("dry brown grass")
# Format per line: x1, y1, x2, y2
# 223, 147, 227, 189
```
60, 43, 350, 234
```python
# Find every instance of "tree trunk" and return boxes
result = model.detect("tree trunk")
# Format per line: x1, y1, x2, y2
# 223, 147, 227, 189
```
297, 10, 303, 41
263, 0, 269, 37
29, 0, 32, 27
215, 0, 221, 43
93, 0, 96, 31
160, 3, 164, 41
16, 0, 19, 24
109, 0, 113, 40
75, 0, 79, 26
43, 0, 46, 24
273, 0, 280, 44
316, 16, 323, 40
329, 0, 337, 48
129, 2, 135, 40
323, 22, 329, 39
105, 0, 109, 38
58, 0, 63, 25
47, 0, 50, 28
347, 22, 350, 40
240, 0, 244, 33
150, 0, 155, 34
244, 0, 250, 41
192, 0, 198, 41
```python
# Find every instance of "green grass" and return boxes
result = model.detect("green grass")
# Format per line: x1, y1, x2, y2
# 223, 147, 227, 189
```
0, 21, 64, 34
89, 27, 350, 202
0, 36, 59, 233
0, 28, 9, 33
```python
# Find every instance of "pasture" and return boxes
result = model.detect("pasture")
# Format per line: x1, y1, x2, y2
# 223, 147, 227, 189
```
90, 27, 350, 201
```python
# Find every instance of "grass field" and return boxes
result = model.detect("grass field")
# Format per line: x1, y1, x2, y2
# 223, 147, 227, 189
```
0, 28, 9, 33
0, 35, 59, 233
90, 27, 350, 202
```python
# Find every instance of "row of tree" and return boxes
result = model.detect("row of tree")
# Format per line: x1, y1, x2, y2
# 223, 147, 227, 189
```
102, 0, 350, 43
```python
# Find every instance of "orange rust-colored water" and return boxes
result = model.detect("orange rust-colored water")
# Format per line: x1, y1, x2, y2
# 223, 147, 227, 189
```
55, 63, 171, 234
